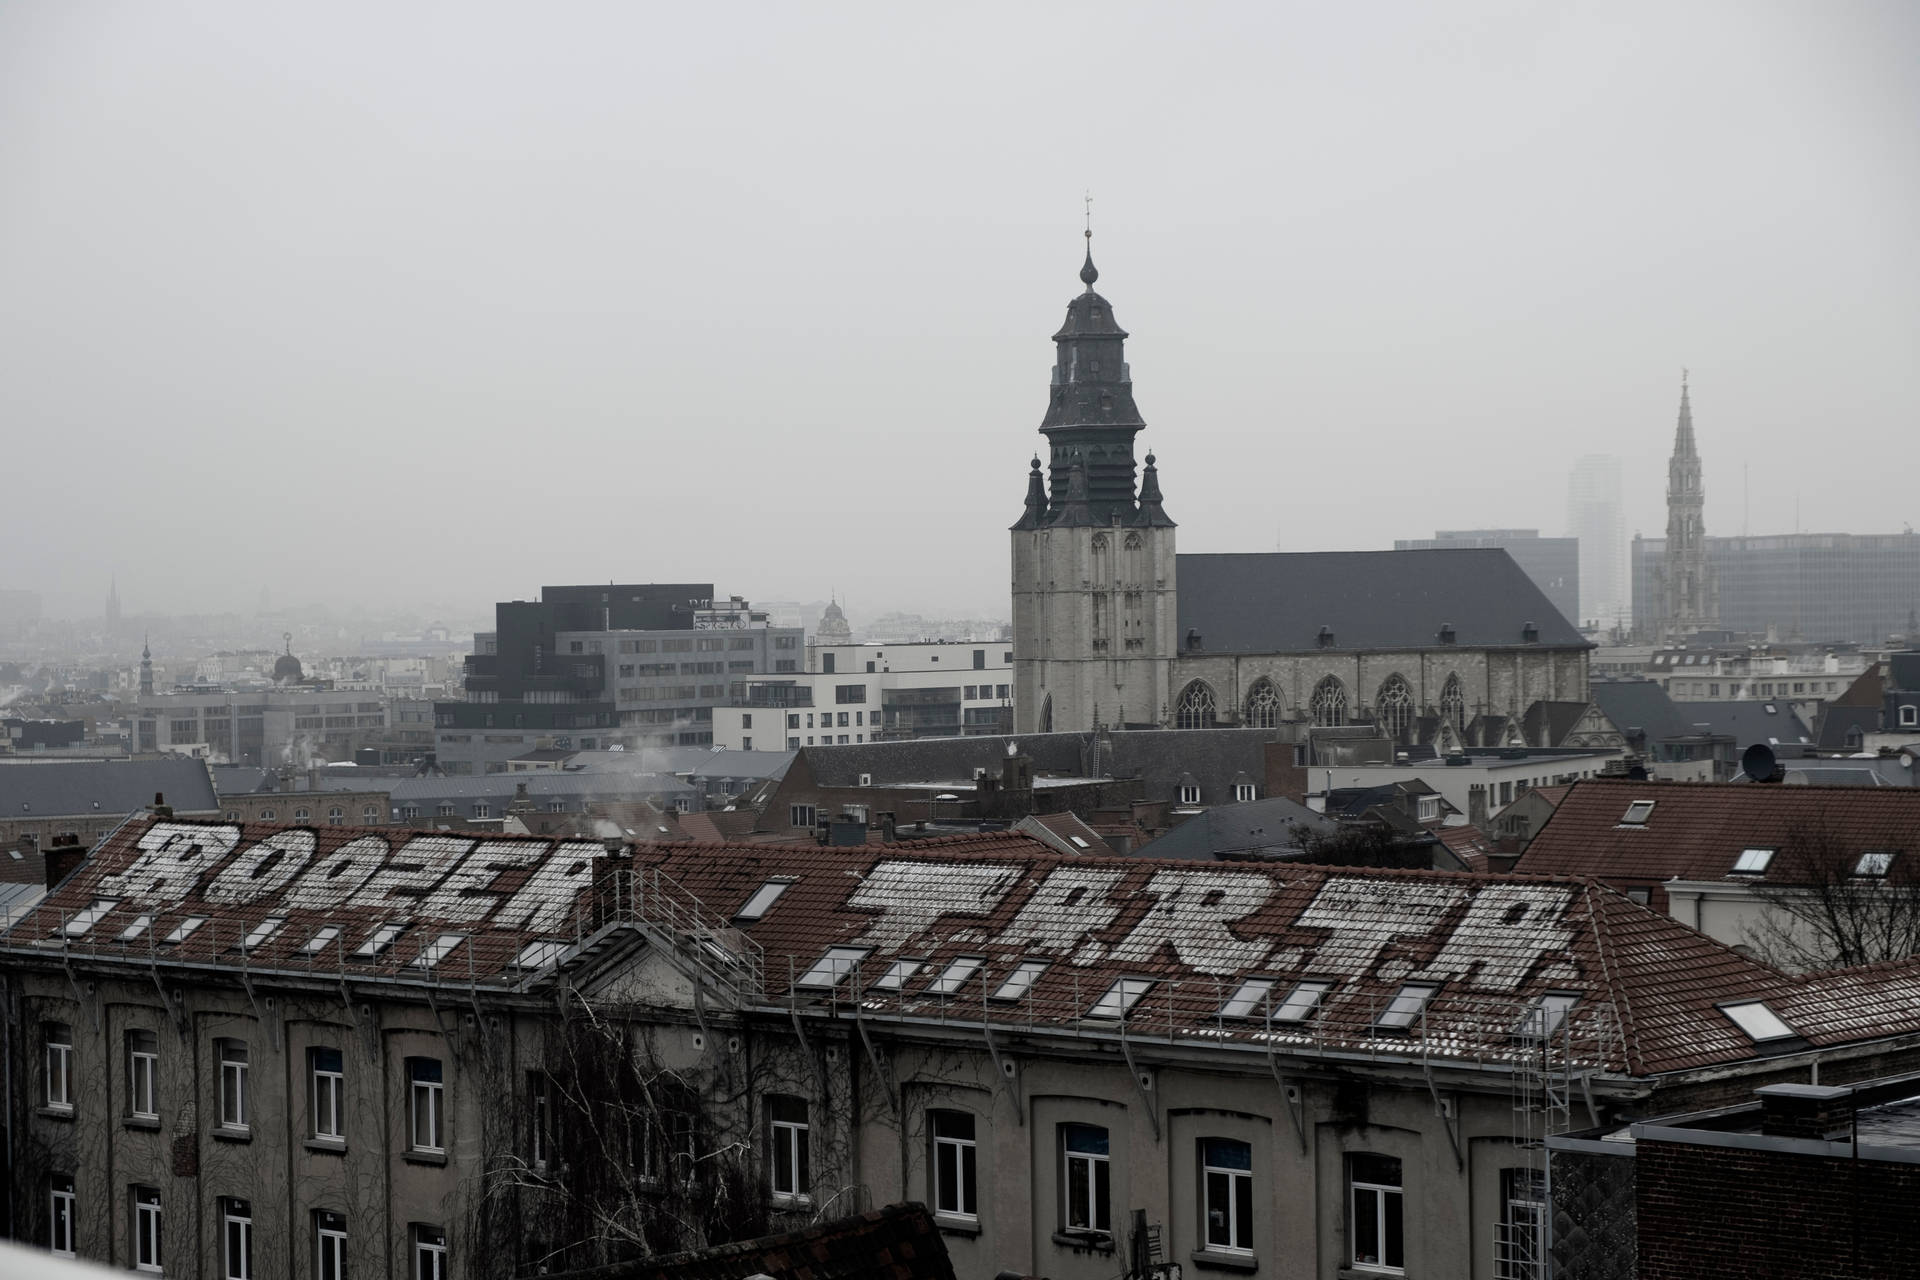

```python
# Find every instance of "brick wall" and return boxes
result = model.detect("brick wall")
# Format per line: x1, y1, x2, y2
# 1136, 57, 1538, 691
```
1637, 1139, 1920, 1279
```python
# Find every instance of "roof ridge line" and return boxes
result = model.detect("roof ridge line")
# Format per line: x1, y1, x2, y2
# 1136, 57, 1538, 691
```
1581, 884, 1642, 1075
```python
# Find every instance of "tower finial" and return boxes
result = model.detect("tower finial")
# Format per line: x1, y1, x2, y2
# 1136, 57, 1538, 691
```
1079, 191, 1098, 289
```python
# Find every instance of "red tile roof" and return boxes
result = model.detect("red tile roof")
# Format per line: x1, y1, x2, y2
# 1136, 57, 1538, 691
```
12, 814, 1920, 1079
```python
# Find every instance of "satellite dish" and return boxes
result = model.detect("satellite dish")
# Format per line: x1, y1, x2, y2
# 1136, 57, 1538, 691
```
1901, 750, 1916, 771
1742, 742, 1779, 784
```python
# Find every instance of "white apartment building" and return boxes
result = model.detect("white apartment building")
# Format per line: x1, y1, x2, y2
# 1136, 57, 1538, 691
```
711, 640, 1013, 750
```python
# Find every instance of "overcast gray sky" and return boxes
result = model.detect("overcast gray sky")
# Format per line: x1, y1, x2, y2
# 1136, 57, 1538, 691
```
4, 1, 1916, 622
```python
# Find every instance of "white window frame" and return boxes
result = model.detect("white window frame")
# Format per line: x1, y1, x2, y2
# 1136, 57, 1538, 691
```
410, 1058, 445, 1153
767, 1095, 811, 1204
1273, 979, 1335, 1024
1348, 1155, 1404, 1273
1731, 847, 1775, 874
991, 960, 1049, 1002
794, 946, 872, 989
219, 1039, 249, 1131
1720, 1000, 1796, 1042
222, 1197, 253, 1280
1219, 977, 1276, 1020
1179, 783, 1201, 805
1061, 1123, 1112, 1236
1201, 1137, 1254, 1255
133, 1185, 163, 1274
931, 1110, 978, 1220
315, 1210, 347, 1280
735, 878, 796, 922
926, 955, 985, 996
413, 1224, 447, 1280
128, 1029, 159, 1120
1234, 782, 1256, 803
1620, 800, 1655, 825
49, 1175, 75, 1257
1496, 1167, 1547, 1280
44, 1023, 73, 1111
1855, 851, 1895, 878
1374, 983, 1439, 1031
1087, 976, 1155, 1020
1515, 992, 1579, 1041
311, 1047, 344, 1141
869, 958, 923, 991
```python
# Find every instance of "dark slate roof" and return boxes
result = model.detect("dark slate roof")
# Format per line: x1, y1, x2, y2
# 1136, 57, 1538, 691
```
520, 1203, 954, 1280
1589, 680, 1711, 744
1816, 704, 1880, 751
210, 765, 273, 796
1522, 701, 1592, 748
1175, 549, 1587, 654
0, 758, 218, 818
1675, 700, 1813, 752
1130, 796, 1334, 861
685, 750, 795, 782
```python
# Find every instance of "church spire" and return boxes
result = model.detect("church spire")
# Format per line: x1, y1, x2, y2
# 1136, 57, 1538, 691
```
139, 633, 154, 697
1673, 368, 1697, 460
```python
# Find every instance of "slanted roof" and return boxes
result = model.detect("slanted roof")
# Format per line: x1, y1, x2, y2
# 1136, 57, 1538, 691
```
1129, 796, 1333, 861
1589, 680, 1712, 745
0, 758, 218, 818
1678, 700, 1812, 752
1013, 810, 1116, 857
1175, 549, 1587, 654
1523, 701, 1595, 749
685, 750, 795, 782
1816, 705, 1880, 752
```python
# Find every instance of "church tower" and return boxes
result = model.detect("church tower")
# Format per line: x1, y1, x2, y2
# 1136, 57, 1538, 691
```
1011, 236, 1176, 734
139, 635, 154, 697
1657, 372, 1718, 641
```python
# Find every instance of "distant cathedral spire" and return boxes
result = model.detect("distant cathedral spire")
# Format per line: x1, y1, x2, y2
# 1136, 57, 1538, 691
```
1659, 370, 1717, 641
139, 633, 153, 697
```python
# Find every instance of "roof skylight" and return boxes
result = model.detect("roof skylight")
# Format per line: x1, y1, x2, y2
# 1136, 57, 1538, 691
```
1087, 977, 1155, 1020
1855, 851, 1895, 878
1514, 992, 1579, 1040
795, 946, 872, 989
162, 916, 207, 945
1374, 983, 1440, 1031
241, 916, 287, 951
354, 922, 405, 958
1731, 848, 1775, 875
116, 915, 153, 943
1620, 800, 1655, 826
869, 958, 923, 991
300, 926, 342, 956
990, 960, 1049, 1002
926, 955, 985, 996
61, 898, 119, 938
1272, 980, 1335, 1024
1720, 1001, 1797, 1043
410, 934, 467, 971
514, 939, 569, 971
1219, 977, 1276, 1020
735, 877, 797, 922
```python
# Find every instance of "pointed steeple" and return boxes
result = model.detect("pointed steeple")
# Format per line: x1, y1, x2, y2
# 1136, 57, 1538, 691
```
139, 633, 154, 697
1134, 452, 1174, 527
1035, 230, 1150, 525
1673, 369, 1697, 460
1012, 456, 1048, 530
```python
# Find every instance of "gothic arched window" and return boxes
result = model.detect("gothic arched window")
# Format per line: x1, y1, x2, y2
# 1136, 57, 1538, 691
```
1309, 677, 1347, 727
1376, 674, 1415, 742
1439, 673, 1466, 732
1039, 695, 1053, 735
1091, 534, 1110, 585
1244, 679, 1283, 729
1175, 681, 1217, 731
1123, 533, 1144, 583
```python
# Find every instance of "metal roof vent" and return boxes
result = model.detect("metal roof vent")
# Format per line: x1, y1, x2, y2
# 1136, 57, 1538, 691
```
1521, 621, 1540, 643
1317, 626, 1335, 649
1186, 628, 1204, 652
1438, 623, 1456, 645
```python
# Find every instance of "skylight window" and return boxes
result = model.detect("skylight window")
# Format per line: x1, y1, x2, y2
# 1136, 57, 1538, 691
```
241, 916, 287, 951
991, 960, 1049, 1002
1620, 801, 1655, 826
1374, 983, 1439, 1031
410, 934, 466, 970
1272, 980, 1335, 1024
1720, 1001, 1797, 1043
869, 958, 923, 991
1220, 978, 1277, 1020
1855, 851, 1895, 878
514, 939, 569, 971
61, 898, 119, 938
1514, 992, 1580, 1040
926, 956, 986, 996
735, 878, 797, 922
117, 915, 154, 943
300, 926, 342, 956
795, 946, 872, 989
162, 916, 207, 945
1068, 835, 1090, 849
1731, 848, 1775, 875
1087, 977, 1155, 1020
354, 922, 405, 958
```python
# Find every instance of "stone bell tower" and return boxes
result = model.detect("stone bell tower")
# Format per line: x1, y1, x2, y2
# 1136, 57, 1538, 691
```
1010, 235, 1176, 734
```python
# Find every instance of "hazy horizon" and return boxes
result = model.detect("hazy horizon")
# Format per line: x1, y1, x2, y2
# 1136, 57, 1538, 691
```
5, 2, 1916, 622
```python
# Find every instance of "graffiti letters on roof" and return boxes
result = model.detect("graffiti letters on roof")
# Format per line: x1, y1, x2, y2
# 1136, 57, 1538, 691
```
1289, 880, 1469, 979
1106, 870, 1274, 975
992, 866, 1126, 964
848, 861, 1023, 952
1410, 884, 1580, 990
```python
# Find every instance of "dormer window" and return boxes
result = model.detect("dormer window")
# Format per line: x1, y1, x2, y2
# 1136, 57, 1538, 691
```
1731, 848, 1775, 875
1855, 851, 1895, 878
1087, 977, 1155, 1020
1438, 623, 1456, 645
1373, 983, 1439, 1031
1620, 800, 1655, 826
1719, 1000, 1796, 1043
1902, 705, 1919, 728
1521, 621, 1540, 643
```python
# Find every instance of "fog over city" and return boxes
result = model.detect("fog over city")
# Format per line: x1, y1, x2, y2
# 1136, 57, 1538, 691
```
3, 1, 1916, 621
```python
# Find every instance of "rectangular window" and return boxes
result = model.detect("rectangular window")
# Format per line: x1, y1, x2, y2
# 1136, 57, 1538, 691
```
133, 1185, 163, 1273
529, 1072, 553, 1168
789, 803, 816, 829
1731, 847, 1775, 874
223, 1198, 253, 1280
1235, 782, 1256, 803
926, 955, 985, 995
410, 1058, 445, 1152
1088, 976, 1155, 1020
837, 712, 850, 727
49, 1174, 76, 1257
796, 946, 873, 989
312, 1047, 344, 1140
413, 1224, 447, 1280
128, 1029, 159, 1120
932, 1110, 978, 1219
219, 1040, 249, 1130
1374, 983, 1438, 1031
991, 960, 1049, 1002
741, 713, 752, 729
835, 683, 866, 704
768, 1095, 810, 1203
1496, 1167, 1546, 1280
1202, 1137, 1254, 1254
44, 1022, 73, 1110
1062, 1123, 1111, 1235
1348, 1154, 1403, 1273
315, 1211, 347, 1280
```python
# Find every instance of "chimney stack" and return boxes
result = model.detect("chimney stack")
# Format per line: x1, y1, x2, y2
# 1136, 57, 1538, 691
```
1755, 1083, 1853, 1142
45, 833, 87, 890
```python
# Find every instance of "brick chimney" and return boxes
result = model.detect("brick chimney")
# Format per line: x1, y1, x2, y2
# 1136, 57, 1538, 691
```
44, 833, 87, 890
1755, 1083, 1853, 1141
